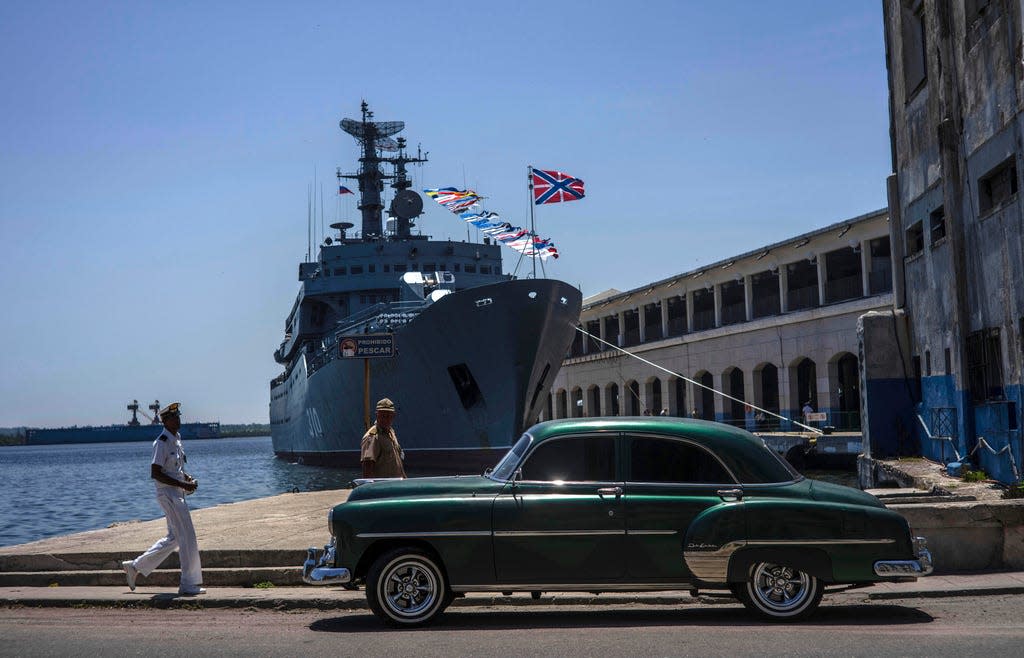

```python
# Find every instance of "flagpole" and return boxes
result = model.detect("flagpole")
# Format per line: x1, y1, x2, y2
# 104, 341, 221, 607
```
527, 165, 537, 278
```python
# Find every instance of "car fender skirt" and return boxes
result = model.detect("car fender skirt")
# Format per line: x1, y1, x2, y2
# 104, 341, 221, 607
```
726, 547, 834, 584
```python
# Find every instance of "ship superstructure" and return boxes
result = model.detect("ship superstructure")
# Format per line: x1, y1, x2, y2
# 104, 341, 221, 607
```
269, 103, 582, 470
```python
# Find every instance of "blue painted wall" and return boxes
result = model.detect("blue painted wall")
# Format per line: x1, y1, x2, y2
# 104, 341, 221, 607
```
864, 377, 919, 458
971, 384, 1021, 484
916, 375, 1022, 484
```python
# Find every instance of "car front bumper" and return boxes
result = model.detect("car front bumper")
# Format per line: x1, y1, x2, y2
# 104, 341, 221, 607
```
302, 538, 352, 585
873, 536, 934, 578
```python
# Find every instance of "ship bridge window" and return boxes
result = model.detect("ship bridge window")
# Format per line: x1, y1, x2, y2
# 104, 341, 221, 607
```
351, 265, 364, 275
448, 363, 484, 410
334, 267, 346, 276
369, 264, 376, 273
424, 263, 436, 271
480, 265, 491, 274
394, 264, 406, 272
464, 264, 477, 273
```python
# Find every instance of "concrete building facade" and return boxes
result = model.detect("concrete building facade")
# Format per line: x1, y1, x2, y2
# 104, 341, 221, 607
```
882, 0, 1023, 483
547, 210, 893, 434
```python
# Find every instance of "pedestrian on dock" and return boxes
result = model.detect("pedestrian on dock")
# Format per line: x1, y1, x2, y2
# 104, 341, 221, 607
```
360, 398, 406, 479
121, 402, 205, 596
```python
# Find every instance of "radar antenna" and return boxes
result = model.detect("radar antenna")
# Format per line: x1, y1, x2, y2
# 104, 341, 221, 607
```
337, 101, 426, 240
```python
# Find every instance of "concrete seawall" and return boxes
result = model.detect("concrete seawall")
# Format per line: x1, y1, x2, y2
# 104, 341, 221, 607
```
1, 483, 1021, 587
892, 500, 1024, 571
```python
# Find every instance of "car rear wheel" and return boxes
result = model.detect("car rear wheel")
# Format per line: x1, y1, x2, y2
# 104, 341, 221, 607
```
734, 561, 823, 621
366, 548, 450, 627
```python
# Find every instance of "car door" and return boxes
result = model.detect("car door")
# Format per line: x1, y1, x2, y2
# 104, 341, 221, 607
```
492, 433, 625, 584
623, 433, 741, 581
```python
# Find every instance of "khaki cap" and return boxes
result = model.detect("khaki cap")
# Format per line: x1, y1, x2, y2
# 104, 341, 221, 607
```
375, 398, 396, 412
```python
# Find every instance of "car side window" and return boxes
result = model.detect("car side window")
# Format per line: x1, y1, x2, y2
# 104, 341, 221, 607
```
627, 436, 733, 484
520, 436, 615, 482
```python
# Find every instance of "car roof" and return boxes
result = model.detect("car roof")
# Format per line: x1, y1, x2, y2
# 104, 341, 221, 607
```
524, 417, 797, 484
527, 416, 763, 449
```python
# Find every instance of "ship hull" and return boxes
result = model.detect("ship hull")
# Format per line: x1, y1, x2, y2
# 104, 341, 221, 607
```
25, 422, 221, 445
270, 278, 582, 472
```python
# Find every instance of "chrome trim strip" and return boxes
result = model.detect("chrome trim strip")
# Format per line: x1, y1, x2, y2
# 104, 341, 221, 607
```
684, 541, 745, 581
745, 538, 896, 546
683, 538, 899, 582
355, 531, 491, 538
451, 583, 694, 593
627, 530, 678, 536
626, 481, 736, 488
493, 530, 626, 537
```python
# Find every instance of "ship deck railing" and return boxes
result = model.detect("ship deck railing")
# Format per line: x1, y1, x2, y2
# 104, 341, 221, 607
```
333, 300, 428, 336
305, 300, 430, 378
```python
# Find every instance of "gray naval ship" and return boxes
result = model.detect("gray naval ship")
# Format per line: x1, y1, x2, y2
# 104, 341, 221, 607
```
270, 103, 582, 471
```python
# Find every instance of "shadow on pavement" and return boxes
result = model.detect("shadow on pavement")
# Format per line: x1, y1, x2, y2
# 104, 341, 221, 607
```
309, 604, 933, 633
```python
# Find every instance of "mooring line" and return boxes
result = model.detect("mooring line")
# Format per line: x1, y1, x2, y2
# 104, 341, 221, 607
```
573, 326, 823, 435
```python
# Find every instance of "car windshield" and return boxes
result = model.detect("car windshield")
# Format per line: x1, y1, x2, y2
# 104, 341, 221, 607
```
489, 433, 532, 481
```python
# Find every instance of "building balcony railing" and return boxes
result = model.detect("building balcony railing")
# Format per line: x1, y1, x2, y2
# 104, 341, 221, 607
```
644, 324, 663, 342
666, 316, 687, 337
787, 285, 820, 311
825, 274, 863, 303
869, 268, 893, 295
692, 309, 715, 331
720, 303, 746, 325
832, 410, 862, 431
752, 294, 781, 318
623, 329, 640, 347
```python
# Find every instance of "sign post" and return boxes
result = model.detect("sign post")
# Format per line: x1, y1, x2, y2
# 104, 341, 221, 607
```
338, 334, 396, 429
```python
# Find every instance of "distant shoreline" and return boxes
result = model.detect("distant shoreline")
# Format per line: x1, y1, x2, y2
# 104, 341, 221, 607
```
0, 424, 271, 447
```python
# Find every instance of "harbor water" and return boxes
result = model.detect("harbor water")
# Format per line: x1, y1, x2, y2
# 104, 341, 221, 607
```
0, 436, 861, 548
0, 436, 362, 547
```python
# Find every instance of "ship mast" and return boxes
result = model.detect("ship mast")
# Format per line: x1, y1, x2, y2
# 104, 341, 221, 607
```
337, 102, 426, 241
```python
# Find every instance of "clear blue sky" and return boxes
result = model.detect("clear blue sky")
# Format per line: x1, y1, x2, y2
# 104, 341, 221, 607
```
0, 1, 890, 427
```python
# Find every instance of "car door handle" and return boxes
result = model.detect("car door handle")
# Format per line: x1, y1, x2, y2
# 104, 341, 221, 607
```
717, 488, 743, 501
597, 487, 623, 498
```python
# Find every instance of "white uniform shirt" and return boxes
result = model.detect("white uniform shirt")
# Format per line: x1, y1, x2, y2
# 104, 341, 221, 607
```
152, 428, 186, 494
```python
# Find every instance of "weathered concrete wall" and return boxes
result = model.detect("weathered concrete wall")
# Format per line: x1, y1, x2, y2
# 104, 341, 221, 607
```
882, 0, 1024, 484
892, 500, 1024, 572
858, 310, 918, 458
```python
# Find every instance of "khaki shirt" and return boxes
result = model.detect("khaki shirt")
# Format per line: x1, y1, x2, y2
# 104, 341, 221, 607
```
360, 424, 406, 478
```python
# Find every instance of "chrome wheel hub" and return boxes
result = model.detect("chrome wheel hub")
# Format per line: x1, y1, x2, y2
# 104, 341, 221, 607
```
383, 561, 438, 617
752, 563, 810, 612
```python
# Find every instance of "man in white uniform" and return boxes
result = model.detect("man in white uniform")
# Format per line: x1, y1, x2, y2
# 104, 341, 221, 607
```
122, 402, 205, 595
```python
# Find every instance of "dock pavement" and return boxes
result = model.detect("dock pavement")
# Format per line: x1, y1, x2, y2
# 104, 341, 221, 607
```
2, 488, 1023, 610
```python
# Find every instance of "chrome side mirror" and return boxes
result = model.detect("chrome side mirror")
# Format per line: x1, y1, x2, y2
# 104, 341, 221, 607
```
513, 468, 523, 483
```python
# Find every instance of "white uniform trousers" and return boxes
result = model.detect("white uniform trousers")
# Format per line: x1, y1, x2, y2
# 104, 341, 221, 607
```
130, 489, 203, 589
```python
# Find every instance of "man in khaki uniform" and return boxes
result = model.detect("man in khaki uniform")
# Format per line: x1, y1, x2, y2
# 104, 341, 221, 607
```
360, 398, 406, 478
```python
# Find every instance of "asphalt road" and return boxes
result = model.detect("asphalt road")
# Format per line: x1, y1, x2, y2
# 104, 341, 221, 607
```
2, 593, 1023, 657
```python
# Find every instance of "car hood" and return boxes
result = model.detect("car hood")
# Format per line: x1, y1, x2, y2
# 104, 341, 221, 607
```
346, 475, 504, 502
806, 478, 884, 508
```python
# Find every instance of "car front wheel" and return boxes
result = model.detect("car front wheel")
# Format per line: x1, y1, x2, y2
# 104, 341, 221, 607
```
734, 561, 823, 621
366, 548, 450, 627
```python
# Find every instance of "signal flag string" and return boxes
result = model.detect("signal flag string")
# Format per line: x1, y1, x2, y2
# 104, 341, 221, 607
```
573, 326, 824, 436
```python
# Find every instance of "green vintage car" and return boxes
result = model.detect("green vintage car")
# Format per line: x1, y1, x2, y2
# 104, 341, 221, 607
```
302, 417, 932, 625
